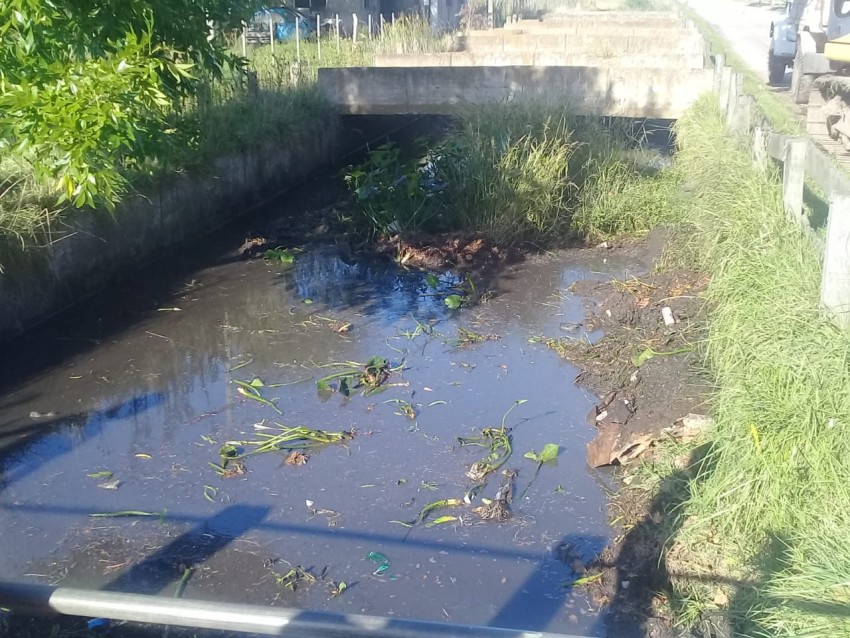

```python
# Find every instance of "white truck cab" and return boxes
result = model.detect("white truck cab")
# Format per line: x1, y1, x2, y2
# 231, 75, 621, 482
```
768, 0, 829, 85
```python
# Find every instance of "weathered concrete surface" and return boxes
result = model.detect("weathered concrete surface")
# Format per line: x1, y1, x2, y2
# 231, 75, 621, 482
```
455, 32, 704, 56
317, 66, 714, 118
374, 51, 705, 70
0, 120, 342, 342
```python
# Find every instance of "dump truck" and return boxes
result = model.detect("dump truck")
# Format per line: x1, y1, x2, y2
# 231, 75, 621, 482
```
770, 0, 850, 149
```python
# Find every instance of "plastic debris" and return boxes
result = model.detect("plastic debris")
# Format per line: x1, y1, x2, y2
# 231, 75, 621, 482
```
366, 551, 390, 576
87, 618, 111, 631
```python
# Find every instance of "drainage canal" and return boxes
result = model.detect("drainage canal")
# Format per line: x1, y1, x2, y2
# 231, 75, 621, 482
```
0, 114, 673, 637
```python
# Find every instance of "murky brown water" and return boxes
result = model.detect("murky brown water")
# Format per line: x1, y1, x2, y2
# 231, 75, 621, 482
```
0, 159, 657, 637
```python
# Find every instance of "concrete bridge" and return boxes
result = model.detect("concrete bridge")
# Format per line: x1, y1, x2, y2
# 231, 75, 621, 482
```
317, 10, 711, 120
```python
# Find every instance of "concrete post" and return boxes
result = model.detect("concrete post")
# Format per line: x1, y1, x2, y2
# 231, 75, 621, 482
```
725, 72, 742, 129
713, 53, 725, 91
782, 138, 808, 225
718, 66, 732, 114
752, 125, 768, 171
821, 193, 850, 326
732, 94, 753, 136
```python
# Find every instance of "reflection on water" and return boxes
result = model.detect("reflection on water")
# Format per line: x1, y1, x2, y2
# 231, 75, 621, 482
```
0, 244, 649, 635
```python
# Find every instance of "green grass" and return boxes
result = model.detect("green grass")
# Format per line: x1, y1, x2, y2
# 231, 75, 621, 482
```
0, 156, 59, 272
571, 155, 681, 241
345, 101, 674, 244
245, 16, 453, 86
345, 101, 681, 245
652, 94, 850, 637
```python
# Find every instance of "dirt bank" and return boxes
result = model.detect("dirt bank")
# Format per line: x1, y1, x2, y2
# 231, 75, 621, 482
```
541, 229, 713, 638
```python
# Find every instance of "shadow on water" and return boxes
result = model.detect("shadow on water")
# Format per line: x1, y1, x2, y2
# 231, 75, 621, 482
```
0, 393, 165, 489
103, 504, 270, 596
0, 497, 607, 637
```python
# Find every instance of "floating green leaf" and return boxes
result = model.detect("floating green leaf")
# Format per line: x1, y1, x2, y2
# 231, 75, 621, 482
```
631, 346, 694, 368
86, 471, 113, 479
563, 572, 603, 588
524, 443, 560, 465
235, 379, 282, 415
264, 248, 296, 264
425, 515, 458, 528
391, 498, 461, 528
444, 294, 464, 309
425, 273, 440, 290
89, 510, 166, 519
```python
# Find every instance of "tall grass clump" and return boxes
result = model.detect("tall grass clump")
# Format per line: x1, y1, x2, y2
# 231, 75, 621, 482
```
345, 101, 584, 243
571, 155, 680, 241
666, 93, 850, 637
0, 156, 59, 271
440, 102, 580, 243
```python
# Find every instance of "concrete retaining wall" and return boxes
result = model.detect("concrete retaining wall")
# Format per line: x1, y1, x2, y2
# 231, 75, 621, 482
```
374, 51, 704, 69
317, 66, 714, 119
0, 121, 342, 342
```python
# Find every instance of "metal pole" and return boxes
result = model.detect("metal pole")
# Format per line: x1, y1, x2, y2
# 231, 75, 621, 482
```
335, 13, 340, 55
241, 21, 247, 57
0, 583, 585, 638
352, 12, 358, 42
296, 17, 301, 64
317, 14, 321, 61
269, 14, 275, 53
368, 13, 373, 39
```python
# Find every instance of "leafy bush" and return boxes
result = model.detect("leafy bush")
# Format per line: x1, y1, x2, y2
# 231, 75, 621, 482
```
0, 0, 260, 208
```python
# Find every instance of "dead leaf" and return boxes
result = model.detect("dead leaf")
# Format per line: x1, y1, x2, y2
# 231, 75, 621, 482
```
664, 413, 712, 442
713, 589, 729, 608
587, 424, 656, 468
285, 451, 309, 466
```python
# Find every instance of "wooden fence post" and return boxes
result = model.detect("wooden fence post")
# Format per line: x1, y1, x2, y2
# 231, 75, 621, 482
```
821, 193, 850, 326
782, 138, 807, 225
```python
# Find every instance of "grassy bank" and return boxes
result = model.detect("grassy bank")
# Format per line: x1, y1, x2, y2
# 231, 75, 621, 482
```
582, 92, 850, 636
666, 94, 850, 637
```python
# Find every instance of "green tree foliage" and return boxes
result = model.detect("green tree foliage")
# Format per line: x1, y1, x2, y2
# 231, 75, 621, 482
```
0, 0, 261, 208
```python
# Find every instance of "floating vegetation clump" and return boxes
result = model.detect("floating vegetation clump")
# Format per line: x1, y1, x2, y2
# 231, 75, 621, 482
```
210, 423, 353, 475
448, 326, 500, 348
384, 398, 416, 420
264, 247, 297, 264
458, 400, 526, 481
316, 355, 402, 397
458, 428, 513, 482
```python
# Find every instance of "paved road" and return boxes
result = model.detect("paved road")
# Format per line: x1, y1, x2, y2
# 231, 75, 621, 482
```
683, 0, 791, 86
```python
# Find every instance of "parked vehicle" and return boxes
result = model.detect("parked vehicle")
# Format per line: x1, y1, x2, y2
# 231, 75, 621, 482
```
769, 0, 850, 150
246, 7, 314, 44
